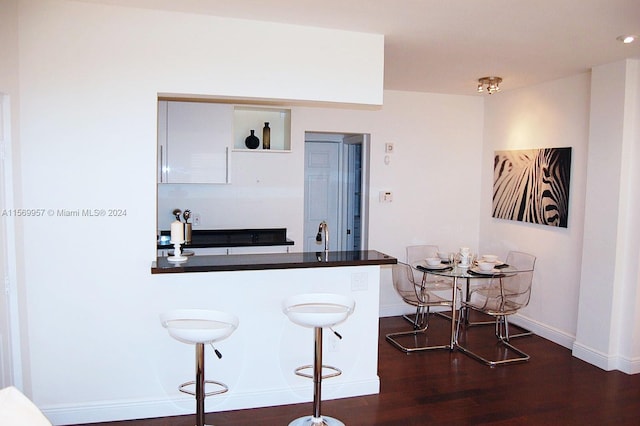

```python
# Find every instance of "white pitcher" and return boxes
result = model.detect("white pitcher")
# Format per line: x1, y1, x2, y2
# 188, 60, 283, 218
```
459, 247, 470, 266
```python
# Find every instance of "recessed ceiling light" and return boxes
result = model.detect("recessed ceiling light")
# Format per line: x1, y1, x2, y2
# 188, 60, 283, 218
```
616, 35, 637, 44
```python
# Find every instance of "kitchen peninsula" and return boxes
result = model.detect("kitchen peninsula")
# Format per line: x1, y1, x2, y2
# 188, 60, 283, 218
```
150, 250, 396, 414
151, 250, 395, 273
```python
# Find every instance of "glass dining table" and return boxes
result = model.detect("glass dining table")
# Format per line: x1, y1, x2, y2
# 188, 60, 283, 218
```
411, 260, 517, 349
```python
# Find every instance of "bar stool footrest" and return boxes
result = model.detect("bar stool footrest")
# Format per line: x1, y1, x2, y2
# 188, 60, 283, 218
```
178, 380, 229, 397
294, 364, 342, 380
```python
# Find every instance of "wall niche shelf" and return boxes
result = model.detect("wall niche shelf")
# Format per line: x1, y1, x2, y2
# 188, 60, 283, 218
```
233, 106, 291, 152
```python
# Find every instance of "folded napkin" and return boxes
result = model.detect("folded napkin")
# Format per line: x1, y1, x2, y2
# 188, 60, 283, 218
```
416, 265, 452, 272
468, 269, 505, 277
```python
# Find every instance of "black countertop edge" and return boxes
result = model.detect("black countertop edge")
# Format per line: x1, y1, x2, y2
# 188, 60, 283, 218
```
151, 250, 397, 274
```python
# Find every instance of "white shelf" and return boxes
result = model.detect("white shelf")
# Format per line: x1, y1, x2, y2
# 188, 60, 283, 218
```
233, 106, 291, 151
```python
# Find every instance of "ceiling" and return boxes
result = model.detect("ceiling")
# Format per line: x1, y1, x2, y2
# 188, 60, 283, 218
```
83, 0, 640, 95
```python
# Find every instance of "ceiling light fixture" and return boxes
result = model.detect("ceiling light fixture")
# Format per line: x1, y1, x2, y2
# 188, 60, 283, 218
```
616, 35, 637, 44
477, 76, 502, 94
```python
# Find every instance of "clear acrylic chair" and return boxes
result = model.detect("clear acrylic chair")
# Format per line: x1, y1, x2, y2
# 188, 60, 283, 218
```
386, 262, 454, 352
456, 251, 536, 366
405, 245, 453, 325
464, 251, 534, 335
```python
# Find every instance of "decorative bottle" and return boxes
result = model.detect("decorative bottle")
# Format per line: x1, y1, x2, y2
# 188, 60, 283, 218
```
262, 122, 271, 150
244, 130, 259, 149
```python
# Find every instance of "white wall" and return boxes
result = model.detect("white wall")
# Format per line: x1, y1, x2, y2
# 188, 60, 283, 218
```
574, 59, 640, 372
11, 0, 385, 422
479, 73, 592, 347
622, 61, 640, 363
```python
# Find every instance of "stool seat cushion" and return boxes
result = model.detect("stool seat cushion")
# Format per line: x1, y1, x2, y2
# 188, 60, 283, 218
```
0, 387, 52, 426
283, 293, 355, 328
160, 309, 239, 344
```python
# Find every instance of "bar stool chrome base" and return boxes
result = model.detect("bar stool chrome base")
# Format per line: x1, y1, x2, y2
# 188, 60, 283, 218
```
283, 294, 355, 426
160, 309, 238, 426
289, 415, 345, 426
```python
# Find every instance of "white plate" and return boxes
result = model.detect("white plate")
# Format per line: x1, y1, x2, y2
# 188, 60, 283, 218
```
419, 262, 450, 270
480, 259, 504, 265
470, 267, 500, 274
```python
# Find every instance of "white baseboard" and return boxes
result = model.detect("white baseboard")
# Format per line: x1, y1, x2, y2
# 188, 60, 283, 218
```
43, 378, 380, 425
572, 341, 640, 374
612, 355, 640, 374
508, 313, 576, 349
571, 341, 615, 371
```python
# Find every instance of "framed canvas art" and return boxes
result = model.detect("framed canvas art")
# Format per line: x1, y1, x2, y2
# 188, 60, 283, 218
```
492, 147, 572, 228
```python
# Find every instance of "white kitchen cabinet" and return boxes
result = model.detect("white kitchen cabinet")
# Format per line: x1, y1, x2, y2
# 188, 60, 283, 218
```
158, 101, 232, 183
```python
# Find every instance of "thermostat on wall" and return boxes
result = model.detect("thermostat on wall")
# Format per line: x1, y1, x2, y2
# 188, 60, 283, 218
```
379, 191, 393, 202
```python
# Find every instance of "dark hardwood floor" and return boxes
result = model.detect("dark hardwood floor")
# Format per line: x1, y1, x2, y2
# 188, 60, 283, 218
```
73, 315, 640, 425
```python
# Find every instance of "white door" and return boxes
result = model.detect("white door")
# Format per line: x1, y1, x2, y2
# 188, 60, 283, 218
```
303, 142, 340, 252
304, 133, 369, 252
342, 135, 364, 251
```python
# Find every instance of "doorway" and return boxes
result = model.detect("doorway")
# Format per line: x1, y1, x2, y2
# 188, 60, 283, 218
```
303, 132, 369, 252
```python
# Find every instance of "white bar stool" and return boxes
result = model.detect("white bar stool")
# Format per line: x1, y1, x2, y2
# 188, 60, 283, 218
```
283, 293, 355, 426
160, 309, 239, 426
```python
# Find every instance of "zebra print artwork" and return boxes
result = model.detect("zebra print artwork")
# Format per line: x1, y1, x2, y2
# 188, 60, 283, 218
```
492, 147, 572, 228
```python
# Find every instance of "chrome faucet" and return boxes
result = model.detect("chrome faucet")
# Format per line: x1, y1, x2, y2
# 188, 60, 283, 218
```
315, 221, 329, 252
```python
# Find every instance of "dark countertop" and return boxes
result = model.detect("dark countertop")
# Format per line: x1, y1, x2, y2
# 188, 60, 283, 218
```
158, 228, 294, 249
151, 250, 397, 274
